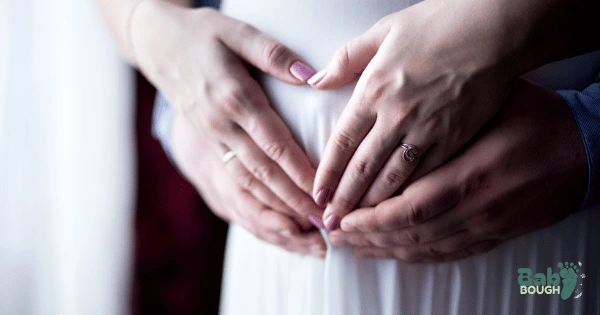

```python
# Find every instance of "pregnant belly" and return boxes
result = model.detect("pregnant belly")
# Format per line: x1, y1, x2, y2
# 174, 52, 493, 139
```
220, 0, 419, 165
220, 0, 600, 165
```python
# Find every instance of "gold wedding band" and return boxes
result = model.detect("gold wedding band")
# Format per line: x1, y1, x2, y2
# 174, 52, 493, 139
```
222, 151, 237, 164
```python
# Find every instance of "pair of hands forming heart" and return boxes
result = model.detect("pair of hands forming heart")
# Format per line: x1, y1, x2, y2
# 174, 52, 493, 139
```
113, 0, 591, 261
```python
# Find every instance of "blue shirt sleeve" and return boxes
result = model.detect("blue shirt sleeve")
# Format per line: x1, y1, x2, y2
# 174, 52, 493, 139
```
151, 91, 176, 161
557, 72, 600, 212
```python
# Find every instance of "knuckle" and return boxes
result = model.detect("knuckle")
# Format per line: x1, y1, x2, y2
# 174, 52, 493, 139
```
351, 158, 376, 181
439, 188, 463, 210
461, 169, 489, 197
404, 202, 425, 227
286, 196, 306, 211
424, 245, 443, 257
215, 82, 249, 116
234, 21, 258, 37
360, 76, 388, 102
475, 205, 505, 226
384, 170, 405, 188
334, 44, 351, 69
202, 114, 227, 133
238, 173, 256, 191
333, 130, 358, 152
263, 140, 288, 162
251, 163, 276, 183
401, 230, 421, 245
263, 42, 289, 69
333, 195, 358, 212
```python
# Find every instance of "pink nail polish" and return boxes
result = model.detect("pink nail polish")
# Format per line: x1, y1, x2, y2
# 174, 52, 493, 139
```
314, 189, 332, 207
290, 61, 316, 82
325, 215, 341, 231
308, 214, 325, 229
307, 69, 326, 85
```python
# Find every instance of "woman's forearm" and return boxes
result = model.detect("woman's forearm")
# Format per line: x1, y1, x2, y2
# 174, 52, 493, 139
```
95, 0, 191, 65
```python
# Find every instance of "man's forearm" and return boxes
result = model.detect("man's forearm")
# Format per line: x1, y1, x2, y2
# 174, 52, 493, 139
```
481, 0, 599, 74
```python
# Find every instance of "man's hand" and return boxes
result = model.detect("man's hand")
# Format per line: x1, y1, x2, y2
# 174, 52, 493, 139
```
329, 79, 588, 263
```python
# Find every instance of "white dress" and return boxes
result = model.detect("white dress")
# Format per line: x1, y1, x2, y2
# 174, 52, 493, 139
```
218, 1, 600, 314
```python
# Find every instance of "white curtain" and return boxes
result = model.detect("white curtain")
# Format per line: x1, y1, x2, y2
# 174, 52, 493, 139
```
0, 0, 135, 314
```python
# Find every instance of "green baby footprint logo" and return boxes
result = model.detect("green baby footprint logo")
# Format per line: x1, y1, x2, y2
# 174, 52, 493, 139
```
558, 262, 579, 300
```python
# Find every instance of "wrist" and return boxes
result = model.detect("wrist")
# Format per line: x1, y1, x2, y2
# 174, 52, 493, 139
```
431, 0, 596, 81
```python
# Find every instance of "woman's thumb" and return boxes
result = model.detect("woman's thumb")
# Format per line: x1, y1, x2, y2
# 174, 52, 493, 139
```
308, 23, 388, 89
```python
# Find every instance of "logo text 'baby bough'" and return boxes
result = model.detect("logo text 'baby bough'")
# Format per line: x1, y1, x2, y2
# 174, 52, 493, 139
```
518, 262, 584, 300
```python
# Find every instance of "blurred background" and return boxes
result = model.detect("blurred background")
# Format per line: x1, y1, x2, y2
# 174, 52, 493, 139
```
0, 1, 227, 314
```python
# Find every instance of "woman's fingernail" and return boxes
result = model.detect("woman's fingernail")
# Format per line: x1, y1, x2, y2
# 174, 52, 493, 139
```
290, 61, 316, 82
307, 69, 326, 85
324, 215, 341, 231
279, 230, 293, 237
314, 189, 332, 207
308, 214, 325, 229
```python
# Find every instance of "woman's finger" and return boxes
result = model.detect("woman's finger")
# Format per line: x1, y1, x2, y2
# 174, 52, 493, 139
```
312, 104, 376, 212
216, 13, 316, 84
308, 18, 391, 89
319, 120, 408, 228
359, 144, 426, 207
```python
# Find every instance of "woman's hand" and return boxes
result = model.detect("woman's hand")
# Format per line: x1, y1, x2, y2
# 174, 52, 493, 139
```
130, 2, 322, 228
310, 0, 535, 229
328, 79, 588, 263
172, 114, 326, 258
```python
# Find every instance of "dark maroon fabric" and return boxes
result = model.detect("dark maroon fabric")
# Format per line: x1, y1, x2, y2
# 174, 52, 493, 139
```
133, 72, 229, 315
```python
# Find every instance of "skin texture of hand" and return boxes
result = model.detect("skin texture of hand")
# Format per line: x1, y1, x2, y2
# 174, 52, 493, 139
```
309, 0, 600, 231
328, 79, 588, 263
129, 2, 322, 228
171, 114, 327, 258
311, 0, 517, 229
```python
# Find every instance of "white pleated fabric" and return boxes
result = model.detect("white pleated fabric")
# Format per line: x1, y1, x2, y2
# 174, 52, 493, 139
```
218, 1, 600, 314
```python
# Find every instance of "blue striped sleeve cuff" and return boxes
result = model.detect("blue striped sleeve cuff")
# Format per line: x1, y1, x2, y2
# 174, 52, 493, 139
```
557, 73, 600, 212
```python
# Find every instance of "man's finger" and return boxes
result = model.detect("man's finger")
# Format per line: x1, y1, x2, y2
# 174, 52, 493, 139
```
227, 129, 322, 226
340, 172, 462, 232
227, 77, 317, 194
232, 189, 301, 238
